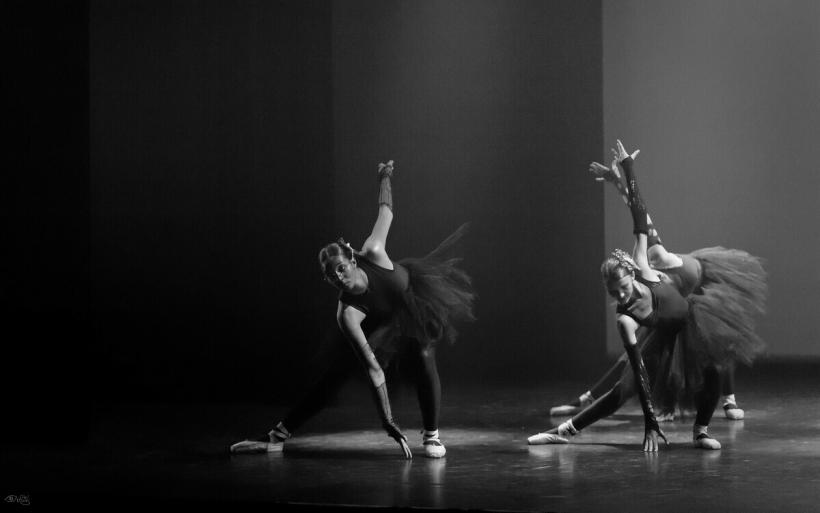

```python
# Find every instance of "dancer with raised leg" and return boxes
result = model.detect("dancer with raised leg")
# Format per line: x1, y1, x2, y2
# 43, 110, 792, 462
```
230, 160, 475, 459
529, 140, 766, 451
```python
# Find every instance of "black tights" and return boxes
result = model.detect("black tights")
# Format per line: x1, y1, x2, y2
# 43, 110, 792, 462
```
573, 381, 629, 430
568, 343, 664, 431
694, 366, 721, 426
414, 345, 441, 432
584, 355, 735, 408
589, 357, 628, 400
282, 338, 441, 434
561, 364, 722, 433
585, 356, 678, 413
282, 343, 355, 432
721, 363, 735, 396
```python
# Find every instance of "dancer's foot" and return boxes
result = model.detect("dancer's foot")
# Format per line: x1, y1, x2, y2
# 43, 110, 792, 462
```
527, 432, 568, 445
549, 404, 580, 416
693, 433, 721, 450
230, 435, 284, 454
422, 430, 446, 458
550, 391, 592, 416
693, 424, 721, 450
723, 403, 745, 420
230, 423, 290, 454
530, 418, 577, 444
556, 419, 579, 436
423, 438, 446, 458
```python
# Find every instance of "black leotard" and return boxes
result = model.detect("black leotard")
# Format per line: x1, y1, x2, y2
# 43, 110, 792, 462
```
339, 256, 409, 335
617, 274, 688, 331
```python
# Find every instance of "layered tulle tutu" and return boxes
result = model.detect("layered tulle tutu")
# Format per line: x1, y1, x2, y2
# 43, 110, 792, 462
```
685, 246, 767, 365
369, 224, 476, 365
620, 246, 767, 400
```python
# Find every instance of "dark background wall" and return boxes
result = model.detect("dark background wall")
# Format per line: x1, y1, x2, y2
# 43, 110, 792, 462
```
89, 0, 334, 402
5, 1, 90, 441
601, 0, 820, 357
10, 0, 605, 423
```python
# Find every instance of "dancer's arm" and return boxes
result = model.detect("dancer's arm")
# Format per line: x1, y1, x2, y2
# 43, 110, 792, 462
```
611, 140, 658, 281
362, 160, 395, 269
338, 304, 386, 386
590, 155, 681, 269
337, 302, 412, 458
616, 314, 668, 451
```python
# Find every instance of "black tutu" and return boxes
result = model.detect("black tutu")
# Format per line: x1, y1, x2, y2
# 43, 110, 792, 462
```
620, 246, 767, 401
369, 224, 476, 365
685, 247, 767, 366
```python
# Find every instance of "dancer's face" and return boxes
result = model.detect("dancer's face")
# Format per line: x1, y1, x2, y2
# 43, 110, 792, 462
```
323, 255, 359, 292
606, 272, 635, 305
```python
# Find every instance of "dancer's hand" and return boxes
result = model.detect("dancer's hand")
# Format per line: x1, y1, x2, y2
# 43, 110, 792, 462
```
589, 159, 622, 183
611, 139, 640, 163
590, 159, 630, 205
378, 160, 394, 179
397, 437, 412, 459
643, 424, 669, 452
384, 420, 413, 459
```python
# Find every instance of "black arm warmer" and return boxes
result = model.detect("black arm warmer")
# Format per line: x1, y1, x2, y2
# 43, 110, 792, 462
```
624, 341, 661, 433
620, 157, 649, 235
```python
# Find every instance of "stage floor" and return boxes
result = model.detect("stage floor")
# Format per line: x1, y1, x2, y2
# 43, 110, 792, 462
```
6, 364, 820, 512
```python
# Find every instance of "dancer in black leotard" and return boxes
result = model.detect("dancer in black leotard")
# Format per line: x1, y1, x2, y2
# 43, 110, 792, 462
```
549, 159, 764, 421
529, 140, 766, 451
230, 161, 475, 459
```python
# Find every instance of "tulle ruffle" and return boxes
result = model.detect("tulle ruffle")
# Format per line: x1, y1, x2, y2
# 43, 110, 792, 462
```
369, 224, 476, 365
620, 246, 767, 400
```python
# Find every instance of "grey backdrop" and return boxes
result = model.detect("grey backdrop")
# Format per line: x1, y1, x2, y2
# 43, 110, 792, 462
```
602, 0, 820, 357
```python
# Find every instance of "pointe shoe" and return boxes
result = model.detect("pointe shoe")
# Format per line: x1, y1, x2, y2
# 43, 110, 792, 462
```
423, 437, 447, 458
693, 433, 721, 450
230, 430, 286, 454
230, 439, 284, 453
527, 432, 569, 445
723, 403, 745, 420
550, 404, 580, 416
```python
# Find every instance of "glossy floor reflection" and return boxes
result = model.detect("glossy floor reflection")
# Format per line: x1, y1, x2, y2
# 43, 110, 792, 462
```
6, 363, 820, 511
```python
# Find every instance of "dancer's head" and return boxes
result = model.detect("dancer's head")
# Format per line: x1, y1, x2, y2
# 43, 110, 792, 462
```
319, 238, 365, 292
601, 249, 638, 305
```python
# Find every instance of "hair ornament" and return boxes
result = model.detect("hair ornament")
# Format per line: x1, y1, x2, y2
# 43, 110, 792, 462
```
335, 238, 355, 260
611, 249, 636, 273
